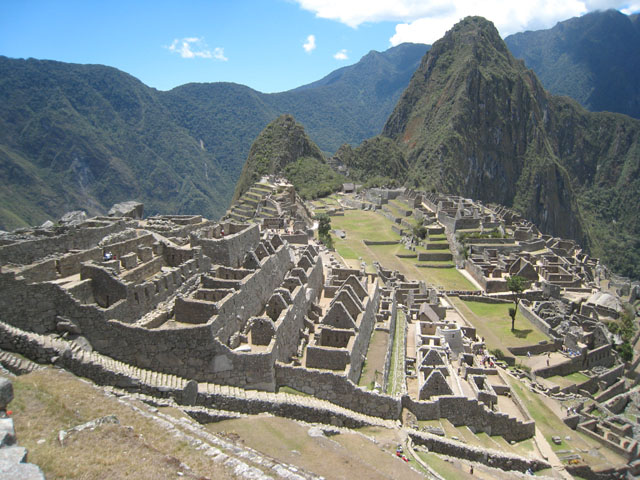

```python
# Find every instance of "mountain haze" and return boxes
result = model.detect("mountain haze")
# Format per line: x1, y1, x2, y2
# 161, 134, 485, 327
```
380, 17, 640, 277
0, 43, 428, 229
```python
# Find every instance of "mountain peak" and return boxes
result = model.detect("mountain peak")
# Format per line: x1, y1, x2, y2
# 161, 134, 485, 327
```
232, 114, 325, 201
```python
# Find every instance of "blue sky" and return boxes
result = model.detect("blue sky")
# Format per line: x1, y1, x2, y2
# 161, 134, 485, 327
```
1, 0, 638, 93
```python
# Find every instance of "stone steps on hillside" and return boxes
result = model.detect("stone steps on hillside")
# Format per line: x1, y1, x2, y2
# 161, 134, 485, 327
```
0, 350, 43, 375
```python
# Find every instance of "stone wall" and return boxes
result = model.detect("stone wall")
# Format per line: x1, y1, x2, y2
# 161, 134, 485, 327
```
417, 252, 453, 262
0, 220, 126, 265
16, 258, 59, 283
535, 344, 615, 378
281, 233, 308, 245
362, 240, 399, 246
211, 245, 295, 343
508, 340, 560, 356
190, 224, 260, 268
519, 302, 557, 338
409, 430, 549, 472
275, 363, 401, 419
402, 395, 535, 442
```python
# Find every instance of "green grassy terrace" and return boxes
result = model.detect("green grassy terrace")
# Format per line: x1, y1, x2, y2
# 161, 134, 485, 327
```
329, 210, 476, 290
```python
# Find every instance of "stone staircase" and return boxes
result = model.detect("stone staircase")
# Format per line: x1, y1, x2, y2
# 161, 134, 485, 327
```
0, 350, 43, 375
225, 184, 277, 223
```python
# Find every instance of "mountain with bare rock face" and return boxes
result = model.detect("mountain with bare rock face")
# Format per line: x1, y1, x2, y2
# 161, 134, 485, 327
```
378, 16, 640, 277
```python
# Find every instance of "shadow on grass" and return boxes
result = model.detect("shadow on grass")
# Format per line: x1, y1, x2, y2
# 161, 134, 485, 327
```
512, 328, 533, 338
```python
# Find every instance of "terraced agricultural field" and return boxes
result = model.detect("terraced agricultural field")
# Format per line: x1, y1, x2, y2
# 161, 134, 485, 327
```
329, 210, 477, 290
449, 298, 550, 350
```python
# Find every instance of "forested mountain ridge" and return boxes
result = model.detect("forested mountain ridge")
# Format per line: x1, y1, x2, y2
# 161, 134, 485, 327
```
0, 43, 429, 230
0, 56, 234, 227
505, 9, 640, 119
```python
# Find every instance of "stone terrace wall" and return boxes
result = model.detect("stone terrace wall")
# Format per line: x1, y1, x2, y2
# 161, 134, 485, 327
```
534, 344, 615, 378
0, 220, 126, 265
0, 320, 390, 430
275, 364, 401, 419
409, 431, 549, 472
402, 395, 535, 442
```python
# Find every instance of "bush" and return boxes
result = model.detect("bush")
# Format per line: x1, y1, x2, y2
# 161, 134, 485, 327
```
490, 348, 505, 360
413, 225, 428, 239
616, 342, 634, 362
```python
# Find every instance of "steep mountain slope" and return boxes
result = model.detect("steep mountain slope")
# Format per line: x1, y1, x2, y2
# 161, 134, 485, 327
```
271, 43, 430, 152
382, 17, 640, 277
0, 57, 233, 228
505, 10, 640, 119
233, 114, 342, 201
0, 43, 427, 229
332, 136, 408, 184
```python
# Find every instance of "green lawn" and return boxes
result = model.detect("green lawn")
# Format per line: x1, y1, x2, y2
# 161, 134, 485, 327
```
451, 299, 550, 350
547, 372, 591, 388
359, 329, 389, 390
329, 210, 477, 290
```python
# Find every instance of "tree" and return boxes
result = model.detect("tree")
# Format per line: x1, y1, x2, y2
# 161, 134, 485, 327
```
315, 213, 332, 248
506, 275, 527, 331
316, 213, 331, 237
412, 224, 428, 240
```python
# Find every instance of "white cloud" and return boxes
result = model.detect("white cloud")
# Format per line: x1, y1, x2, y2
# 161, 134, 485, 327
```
303, 34, 316, 53
621, 2, 640, 13
167, 37, 227, 60
294, 0, 636, 45
334, 49, 348, 60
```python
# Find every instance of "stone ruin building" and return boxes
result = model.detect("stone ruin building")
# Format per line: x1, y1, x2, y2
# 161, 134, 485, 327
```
2, 181, 639, 478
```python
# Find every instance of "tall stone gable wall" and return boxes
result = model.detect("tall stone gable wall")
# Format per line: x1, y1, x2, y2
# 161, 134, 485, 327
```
272, 257, 323, 362
190, 224, 260, 268
211, 245, 295, 343
347, 281, 381, 383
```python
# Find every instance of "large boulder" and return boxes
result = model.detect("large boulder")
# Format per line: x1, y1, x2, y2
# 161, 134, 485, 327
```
0, 377, 13, 411
108, 201, 144, 219
59, 210, 87, 226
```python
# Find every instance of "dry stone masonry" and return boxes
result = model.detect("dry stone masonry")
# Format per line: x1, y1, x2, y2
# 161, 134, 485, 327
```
1, 180, 638, 477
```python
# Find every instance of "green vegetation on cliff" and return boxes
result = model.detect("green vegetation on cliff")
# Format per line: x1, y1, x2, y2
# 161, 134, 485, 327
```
234, 115, 342, 201
0, 43, 428, 229
0, 57, 233, 228
333, 136, 408, 184
376, 16, 640, 278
